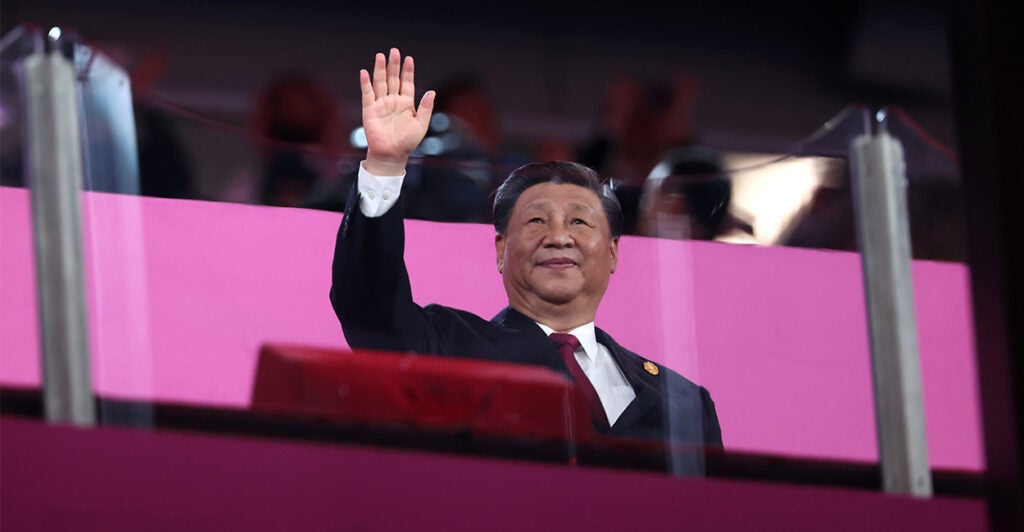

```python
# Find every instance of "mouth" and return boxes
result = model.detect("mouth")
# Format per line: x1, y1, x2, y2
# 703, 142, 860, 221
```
538, 257, 578, 270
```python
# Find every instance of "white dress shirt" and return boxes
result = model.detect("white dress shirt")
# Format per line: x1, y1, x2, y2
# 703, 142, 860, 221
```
534, 322, 636, 425
357, 161, 405, 216
357, 162, 637, 425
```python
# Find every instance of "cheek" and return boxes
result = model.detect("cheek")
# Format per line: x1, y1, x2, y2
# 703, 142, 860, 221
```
501, 247, 524, 271
509, 234, 540, 259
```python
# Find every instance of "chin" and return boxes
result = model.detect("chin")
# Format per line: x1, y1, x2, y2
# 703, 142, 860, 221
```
534, 286, 583, 306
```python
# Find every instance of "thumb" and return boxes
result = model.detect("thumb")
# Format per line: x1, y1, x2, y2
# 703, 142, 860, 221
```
416, 90, 436, 131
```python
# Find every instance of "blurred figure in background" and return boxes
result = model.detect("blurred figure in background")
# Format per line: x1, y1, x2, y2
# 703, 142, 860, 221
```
576, 76, 642, 183
301, 83, 492, 222
134, 105, 198, 199
401, 111, 491, 222
252, 72, 345, 207
638, 144, 753, 241
578, 75, 701, 235
431, 75, 530, 200
782, 168, 966, 262
432, 76, 501, 161
306, 74, 523, 223
578, 75, 699, 186
779, 165, 856, 253
102, 44, 199, 199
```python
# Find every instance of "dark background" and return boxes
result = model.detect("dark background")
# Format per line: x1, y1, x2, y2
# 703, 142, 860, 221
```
3, 2, 1021, 527
1, 0, 956, 162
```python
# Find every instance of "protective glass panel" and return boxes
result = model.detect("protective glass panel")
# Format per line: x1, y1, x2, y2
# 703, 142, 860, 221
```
643, 106, 870, 252
0, 26, 44, 414
89, 68, 885, 482
880, 107, 966, 262
876, 107, 982, 473
3, 20, 980, 493
641, 107, 880, 474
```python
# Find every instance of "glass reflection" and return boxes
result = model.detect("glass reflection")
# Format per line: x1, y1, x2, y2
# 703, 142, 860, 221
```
0, 22, 980, 493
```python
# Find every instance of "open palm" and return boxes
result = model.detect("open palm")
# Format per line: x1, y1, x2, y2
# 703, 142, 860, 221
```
360, 48, 435, 174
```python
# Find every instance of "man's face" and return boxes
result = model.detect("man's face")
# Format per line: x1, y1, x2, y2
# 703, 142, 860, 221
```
495, 182, 619, 320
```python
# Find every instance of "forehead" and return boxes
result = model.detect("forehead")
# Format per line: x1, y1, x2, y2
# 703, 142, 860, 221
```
513, 182, 604, 213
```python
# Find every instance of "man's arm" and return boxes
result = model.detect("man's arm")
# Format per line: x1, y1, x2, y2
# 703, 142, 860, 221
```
701, 386, 723, 447
350, 47, 436, 218
330, 48, 438, 352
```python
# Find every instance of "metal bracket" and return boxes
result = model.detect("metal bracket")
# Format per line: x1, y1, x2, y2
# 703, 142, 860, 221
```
23, 50, 95, 426
851, 127, 932, 496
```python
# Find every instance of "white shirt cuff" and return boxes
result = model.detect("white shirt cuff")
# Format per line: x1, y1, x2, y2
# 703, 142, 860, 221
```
357, 161, 404, 217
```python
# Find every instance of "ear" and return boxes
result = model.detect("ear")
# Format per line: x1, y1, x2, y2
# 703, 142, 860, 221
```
609, 236, 619, 274
495, 233, 506, 273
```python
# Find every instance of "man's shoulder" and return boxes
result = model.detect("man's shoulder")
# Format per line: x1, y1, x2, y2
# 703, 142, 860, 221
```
422, 303, 490, 324
422, 303, 519, 335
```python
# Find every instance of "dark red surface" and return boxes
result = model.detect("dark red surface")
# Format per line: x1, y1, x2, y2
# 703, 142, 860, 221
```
251, 344, 594, 442
0, 417, 986, 531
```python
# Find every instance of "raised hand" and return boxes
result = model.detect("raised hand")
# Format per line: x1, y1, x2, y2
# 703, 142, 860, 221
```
360, 48, 435, 176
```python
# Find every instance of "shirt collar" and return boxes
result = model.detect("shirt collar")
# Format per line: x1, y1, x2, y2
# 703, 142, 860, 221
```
536, 321, 599, 361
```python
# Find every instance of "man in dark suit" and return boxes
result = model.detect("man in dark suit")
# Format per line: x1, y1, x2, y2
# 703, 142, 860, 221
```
331, 48, 721, 474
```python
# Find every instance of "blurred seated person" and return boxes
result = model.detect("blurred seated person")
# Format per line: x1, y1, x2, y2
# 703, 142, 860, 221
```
302, 108, 490, 222
252, 72, 345, 207
578, 75, 702, 235
638, 144, 753, 241
56, 44, 201, 199
304, 74, 508, 222
134, 104, 199, 200
331, 49, 721, 473
782, 166, 965, 262
432, 76, 499, 160
432, 76, 531, 192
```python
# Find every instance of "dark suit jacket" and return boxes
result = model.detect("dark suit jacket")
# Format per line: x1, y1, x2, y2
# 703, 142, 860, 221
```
331, 191, 722, 473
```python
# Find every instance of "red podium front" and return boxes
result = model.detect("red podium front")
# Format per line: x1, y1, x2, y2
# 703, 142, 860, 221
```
251, 344, 594, 443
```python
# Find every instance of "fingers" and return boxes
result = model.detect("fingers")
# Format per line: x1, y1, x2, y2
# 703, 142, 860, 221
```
359, 69, 374, 109
367, 48, 420, 102
372, 52, 386, 99
400, 55, 415, 97
386, 47, 401, 95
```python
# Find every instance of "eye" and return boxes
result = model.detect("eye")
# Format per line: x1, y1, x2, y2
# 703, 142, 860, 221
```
571, 218, 589, 226
528, 217, 544, 224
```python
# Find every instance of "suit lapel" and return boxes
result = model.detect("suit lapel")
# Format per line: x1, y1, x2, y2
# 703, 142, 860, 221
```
596, 328, 663, 435
482, 312, 664, 436
486, 307, 567, 374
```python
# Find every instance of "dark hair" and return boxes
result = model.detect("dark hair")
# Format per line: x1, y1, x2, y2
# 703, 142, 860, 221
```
492, 161, 623, 237
658, 145, 731, 238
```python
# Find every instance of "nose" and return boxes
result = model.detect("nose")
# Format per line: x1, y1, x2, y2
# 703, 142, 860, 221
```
543, 220, 574, 248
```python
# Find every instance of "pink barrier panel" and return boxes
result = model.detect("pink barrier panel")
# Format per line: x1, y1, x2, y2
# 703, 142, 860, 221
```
0, 186, 983, 470
1, 417, 987, 531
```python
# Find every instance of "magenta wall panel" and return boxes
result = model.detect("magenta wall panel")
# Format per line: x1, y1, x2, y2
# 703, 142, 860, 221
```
0, 417, 987, 531
0, 186, 983, 470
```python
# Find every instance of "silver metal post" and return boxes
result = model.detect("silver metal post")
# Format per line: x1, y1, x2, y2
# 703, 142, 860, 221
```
851, 128, 931, 496
23, 50, 96, 426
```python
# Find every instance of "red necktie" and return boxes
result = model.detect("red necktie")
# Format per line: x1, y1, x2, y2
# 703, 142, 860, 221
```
549, 333, 610, 430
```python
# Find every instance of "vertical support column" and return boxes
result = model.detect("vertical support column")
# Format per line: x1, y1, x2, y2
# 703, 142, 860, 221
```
23, 51, 95, 426
851, 130, 931, 496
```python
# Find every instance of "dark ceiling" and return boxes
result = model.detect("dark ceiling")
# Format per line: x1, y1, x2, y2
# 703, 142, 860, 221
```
1, 0, 957, 150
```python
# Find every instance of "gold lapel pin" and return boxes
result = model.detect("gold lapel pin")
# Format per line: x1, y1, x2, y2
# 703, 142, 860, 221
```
643, 361, 659, 375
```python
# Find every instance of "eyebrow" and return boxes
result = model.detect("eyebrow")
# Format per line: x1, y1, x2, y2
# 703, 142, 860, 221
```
521, 201, 598, 215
